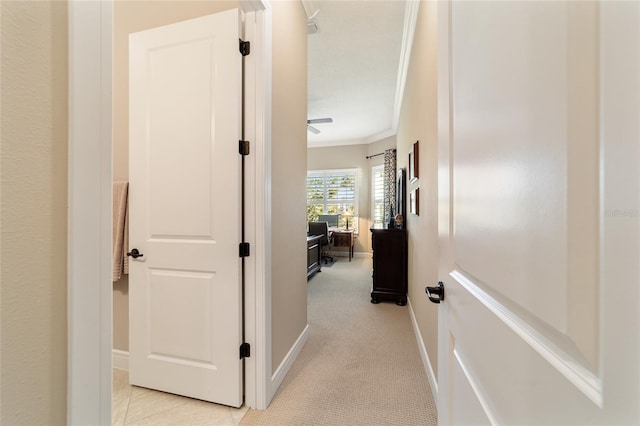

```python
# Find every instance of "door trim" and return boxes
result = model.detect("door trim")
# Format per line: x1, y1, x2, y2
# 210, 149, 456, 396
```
241, 3, 273, 410
67, 1, 113, 423
67, 1, 272, 423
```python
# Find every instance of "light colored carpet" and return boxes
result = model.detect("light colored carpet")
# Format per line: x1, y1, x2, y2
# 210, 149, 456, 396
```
241, 257, 437, 426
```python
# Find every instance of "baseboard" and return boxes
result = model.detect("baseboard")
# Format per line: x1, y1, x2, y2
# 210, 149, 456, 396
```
269, 324, 310, 402
408, 298, 438, 405
113, 349, 129, 371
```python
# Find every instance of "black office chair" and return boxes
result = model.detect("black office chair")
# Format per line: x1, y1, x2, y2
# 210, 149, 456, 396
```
308, 221, 334, 264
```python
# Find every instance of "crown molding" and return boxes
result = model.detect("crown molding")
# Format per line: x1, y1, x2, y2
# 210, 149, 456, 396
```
307, 138, 369, 149
238, 0, 270, 12
308, 127, 397, 149
300, 0, 320, 20
366, 128, 397, 144
391, 0, 421, 132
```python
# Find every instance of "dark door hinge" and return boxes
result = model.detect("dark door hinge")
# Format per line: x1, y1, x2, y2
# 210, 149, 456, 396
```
239, 140, 250, 156
239, 39, 250, 56
239, 242, 250, 258
240, 342, 251, 359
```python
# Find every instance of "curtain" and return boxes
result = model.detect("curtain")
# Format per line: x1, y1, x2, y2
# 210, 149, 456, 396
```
383, 149, 396, 225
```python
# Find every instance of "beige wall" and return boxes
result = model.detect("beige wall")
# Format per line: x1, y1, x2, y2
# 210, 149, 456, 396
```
396, 1, 439, 377
307, 136, 396, 254
112, 0, 240, 351
113, 279, 129, 350
270, 0, 309, 372
0, 1, 68, 424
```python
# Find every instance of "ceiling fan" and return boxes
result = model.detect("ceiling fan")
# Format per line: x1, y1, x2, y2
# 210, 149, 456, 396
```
307, 118, 333, 134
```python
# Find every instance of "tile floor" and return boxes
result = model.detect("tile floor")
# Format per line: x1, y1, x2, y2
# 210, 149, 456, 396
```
113, 369, 249, 426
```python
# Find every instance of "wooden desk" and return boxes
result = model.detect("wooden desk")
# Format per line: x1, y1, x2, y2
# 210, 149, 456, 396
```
307, 235, 322, 278
332, 230, 354, 261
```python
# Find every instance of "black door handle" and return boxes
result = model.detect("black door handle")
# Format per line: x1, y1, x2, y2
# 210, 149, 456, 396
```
425, 281, 445, 304
127, 248, 144, 259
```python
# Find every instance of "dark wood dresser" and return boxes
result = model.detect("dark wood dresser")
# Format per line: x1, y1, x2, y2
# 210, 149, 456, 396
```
370, 228, 407, 305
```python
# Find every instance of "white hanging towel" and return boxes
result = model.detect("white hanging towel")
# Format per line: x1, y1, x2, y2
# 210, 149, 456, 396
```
113, 181, 129, 281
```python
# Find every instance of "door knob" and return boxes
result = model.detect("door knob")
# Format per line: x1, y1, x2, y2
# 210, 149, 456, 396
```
127, 248, 144, 259
425, 281, 445, 304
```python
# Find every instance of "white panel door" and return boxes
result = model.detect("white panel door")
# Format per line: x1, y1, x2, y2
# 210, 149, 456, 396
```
436, 1, 639, 424
129, 9, 243, 407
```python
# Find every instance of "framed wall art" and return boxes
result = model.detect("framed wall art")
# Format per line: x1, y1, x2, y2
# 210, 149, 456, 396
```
409, 188, 419, 215
408, 140, 419, 182
396, 168, 406, 221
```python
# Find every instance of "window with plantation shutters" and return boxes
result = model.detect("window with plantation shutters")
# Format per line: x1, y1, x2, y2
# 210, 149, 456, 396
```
371, 165, 385, 228
307, 169, 358, 232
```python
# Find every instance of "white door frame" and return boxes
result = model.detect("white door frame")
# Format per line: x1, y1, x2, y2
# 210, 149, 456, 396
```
67, 1, 272, 423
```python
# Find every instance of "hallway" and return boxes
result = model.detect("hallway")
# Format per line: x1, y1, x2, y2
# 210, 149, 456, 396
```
241, 257, 437, 425
111, 257, 435, 425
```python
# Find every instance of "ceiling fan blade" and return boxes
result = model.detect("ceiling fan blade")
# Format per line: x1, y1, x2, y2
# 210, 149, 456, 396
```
307, 118, 333, 124
307, 125, 321, 134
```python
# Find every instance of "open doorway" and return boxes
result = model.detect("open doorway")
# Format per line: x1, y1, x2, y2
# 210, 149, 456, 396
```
67, 1, 272, 423
304, 0, 416, 277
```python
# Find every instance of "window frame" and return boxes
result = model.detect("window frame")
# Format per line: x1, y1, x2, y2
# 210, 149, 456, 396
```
306, 168, 359, 232
371, 164, 385, 229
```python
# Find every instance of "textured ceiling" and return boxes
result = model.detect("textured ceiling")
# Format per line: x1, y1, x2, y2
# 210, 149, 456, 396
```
306, 1, 406, 147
